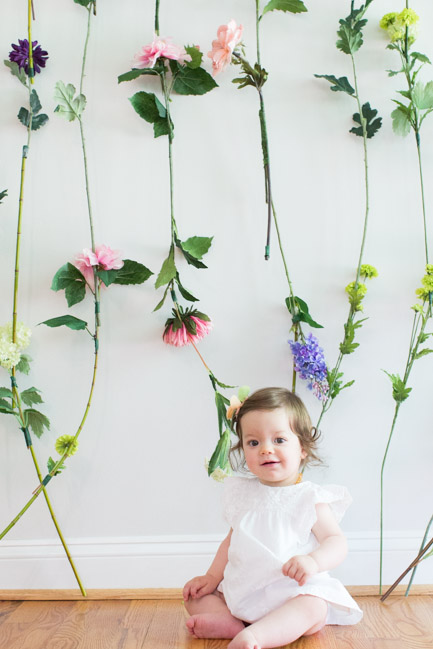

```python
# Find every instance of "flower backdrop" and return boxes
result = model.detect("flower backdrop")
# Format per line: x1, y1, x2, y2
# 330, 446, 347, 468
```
0, 0, 432, 590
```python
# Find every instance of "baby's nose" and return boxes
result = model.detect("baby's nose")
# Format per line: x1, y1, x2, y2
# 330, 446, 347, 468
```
260, 443, 273, 454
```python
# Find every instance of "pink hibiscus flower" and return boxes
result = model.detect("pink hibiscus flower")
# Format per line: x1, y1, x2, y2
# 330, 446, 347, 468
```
163, 310, 213, 347
133, 34, 191, 69
208, 19, 243, 77
75, 245, 124, 287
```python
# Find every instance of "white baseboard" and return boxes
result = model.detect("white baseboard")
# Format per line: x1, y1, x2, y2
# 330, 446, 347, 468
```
0, 532, 431, 589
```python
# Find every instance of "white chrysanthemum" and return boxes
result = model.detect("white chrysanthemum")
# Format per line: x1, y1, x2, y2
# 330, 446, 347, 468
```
0, 340, 21, 370
204, 458, 231, 482
0, 321, 32, 351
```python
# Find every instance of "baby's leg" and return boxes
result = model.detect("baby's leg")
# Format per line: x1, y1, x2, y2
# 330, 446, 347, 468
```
228, 595, 327, 649
184, 591, 245, 639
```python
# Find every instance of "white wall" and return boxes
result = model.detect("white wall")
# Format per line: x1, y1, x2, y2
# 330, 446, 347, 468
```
1, 0, 432, 589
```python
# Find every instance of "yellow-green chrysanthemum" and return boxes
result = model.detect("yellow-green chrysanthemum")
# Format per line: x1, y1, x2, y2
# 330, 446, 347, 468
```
55, 435, 79, 456
398, 8, 419, 27
360, 264, 378, 279
380, 12, 398, 30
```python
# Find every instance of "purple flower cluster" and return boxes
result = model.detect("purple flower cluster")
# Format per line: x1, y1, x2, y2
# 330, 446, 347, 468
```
9, 39, 48, 75
289, 333, 329, 401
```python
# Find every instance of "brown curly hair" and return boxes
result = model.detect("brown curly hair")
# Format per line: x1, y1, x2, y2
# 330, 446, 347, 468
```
230, 387, 322, 471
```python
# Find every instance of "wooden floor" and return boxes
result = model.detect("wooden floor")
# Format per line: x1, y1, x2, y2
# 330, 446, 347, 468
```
0, 596, 432, 649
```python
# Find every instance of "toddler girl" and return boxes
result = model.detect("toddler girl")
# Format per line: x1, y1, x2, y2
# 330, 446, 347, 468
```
183, 387, 362, 649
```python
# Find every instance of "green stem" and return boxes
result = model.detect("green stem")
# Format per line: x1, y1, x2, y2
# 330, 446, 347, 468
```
406, 514, 433, 596
379, 305, 431, 592
416, 138, 429, 265
160, 71, 176, 242
80, 6, 92, 96
255, 0, 261, 65
155, 0, 160, 35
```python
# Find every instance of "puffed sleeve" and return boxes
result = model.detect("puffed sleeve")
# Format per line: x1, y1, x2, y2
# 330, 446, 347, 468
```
292, 482, 352, 544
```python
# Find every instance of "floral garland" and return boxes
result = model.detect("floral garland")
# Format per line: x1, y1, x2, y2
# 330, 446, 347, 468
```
0, 0, 152, 594
378, 5, 433, 595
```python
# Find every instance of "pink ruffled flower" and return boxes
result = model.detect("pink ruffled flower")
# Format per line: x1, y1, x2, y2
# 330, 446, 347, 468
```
75, 245, 124, 286
163, 309, 213, 347
133, 34, 191, 69
208, 19, 243, 77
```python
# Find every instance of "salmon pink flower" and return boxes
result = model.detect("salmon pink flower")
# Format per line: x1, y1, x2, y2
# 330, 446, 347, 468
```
208, 19, 243, 77
75, 245, 124, 287
133, 34, 191, 69
163, 307, 212, 347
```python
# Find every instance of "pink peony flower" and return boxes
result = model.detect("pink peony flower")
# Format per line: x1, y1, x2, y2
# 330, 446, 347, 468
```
163, 309, 213, 347
75, 245, 124, 287
208, 19, 243, 77
133, 34, 191, 69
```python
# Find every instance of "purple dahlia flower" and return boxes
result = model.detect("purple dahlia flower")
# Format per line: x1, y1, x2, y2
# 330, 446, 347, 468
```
9, 39, 48, 75
289, 333, 329, 402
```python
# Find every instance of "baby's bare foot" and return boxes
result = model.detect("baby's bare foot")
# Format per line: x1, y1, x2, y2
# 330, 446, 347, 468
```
186, 613, 245, 639
228, 628, 260, 649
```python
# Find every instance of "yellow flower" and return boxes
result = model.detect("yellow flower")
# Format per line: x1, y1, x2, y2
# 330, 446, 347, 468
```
55, 435, 79, 456
227, 395, 242, 420
398, 8, 419, 27
360, 264, 378, 279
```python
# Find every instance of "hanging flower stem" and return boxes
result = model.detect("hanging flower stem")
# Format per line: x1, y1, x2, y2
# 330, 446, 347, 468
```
316, 51, 370, 428
2, 3, 86, 596
379, 302, 432, 593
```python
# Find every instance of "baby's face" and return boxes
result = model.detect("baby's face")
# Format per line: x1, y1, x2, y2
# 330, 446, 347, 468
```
241, 407, 306, 487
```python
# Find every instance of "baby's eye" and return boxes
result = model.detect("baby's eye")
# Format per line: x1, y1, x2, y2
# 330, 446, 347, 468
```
247, 440, 259, 447
275, 437, 286, 444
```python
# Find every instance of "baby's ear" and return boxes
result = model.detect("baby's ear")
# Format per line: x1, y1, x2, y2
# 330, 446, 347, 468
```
300, 447, 308, 460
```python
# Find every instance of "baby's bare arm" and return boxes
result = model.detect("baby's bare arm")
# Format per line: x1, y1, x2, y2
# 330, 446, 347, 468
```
183, 529, 232, 601
283, 504, 348, 586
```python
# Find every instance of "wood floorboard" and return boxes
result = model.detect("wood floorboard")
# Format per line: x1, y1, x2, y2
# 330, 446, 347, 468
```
0, 596, 432, 649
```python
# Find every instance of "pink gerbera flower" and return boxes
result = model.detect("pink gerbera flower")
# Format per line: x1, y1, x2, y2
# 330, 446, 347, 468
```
133, 34, 191, 69
208, 19, 243, 77
163, 308, 213, 347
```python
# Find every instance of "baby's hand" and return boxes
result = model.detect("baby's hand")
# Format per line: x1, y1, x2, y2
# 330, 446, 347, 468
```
182, 573, 220, 601
282, 554, 319, 587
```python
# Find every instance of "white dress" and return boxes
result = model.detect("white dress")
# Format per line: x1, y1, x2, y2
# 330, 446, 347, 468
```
218, 476, 363, 625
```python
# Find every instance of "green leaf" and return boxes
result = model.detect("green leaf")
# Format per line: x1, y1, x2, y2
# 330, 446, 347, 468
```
20, 387, 43, 407
175, 274, 199, 302
113, 259, 153, 285
215, 392, 229, 436
175, 235, 207, 268
181, 236, 213, 260
153, 284, 170, 312
129, 91, 172, 138
412, 81, 433, 110
336, 21, 363, 55
54, 81, 86, 121
172, 66, 218, 96
4, 59, 27, 86
185, 46, 203, 69
208, 428, 231, 475
391, 106, 411, 136
18, 106, 49, 131
411, 52, 431, 65
24, 408, 50, 439
51, 263, 87, 307
118, 68, 160, 83
314, 74, 355, 96
95, 269, 117, 286
155, 248, 177, 288
286, 296, 323, 328
0, 398, 15, 413
262, 0, 307, 15
414, 348, 433, 360
41, 315, 88, 331
30, 89, 42, 114
0, 388, 13, 399
47, 456, 66, 476
74, 0, 93, 6
0, 189, 7, 204
350, 102, 382, 139
384, 372, 412, 403
16, 354, 31, 375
